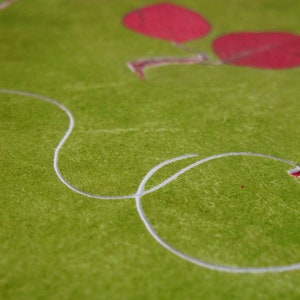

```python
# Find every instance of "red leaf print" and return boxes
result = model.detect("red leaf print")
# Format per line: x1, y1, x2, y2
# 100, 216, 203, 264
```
123, 2, 211, 43
213, 32, 300, 69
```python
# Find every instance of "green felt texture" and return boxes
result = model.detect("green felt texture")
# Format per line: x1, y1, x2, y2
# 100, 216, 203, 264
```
0, 0, 299, 299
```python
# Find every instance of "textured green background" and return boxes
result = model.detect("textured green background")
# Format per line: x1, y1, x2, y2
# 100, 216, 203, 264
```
1, 0, 299, 299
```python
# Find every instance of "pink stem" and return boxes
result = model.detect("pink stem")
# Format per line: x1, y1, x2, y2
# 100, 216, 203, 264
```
0, 0, 19, 10
128, 54, 209, 79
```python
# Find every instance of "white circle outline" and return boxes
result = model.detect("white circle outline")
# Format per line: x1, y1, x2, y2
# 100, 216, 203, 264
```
135, 152, 300, 273
1, 89, 300, 273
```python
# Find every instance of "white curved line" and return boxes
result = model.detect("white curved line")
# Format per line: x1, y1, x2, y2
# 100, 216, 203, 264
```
2, 89, 299, 273
0, 89, 197, 200
0, 89, 128, 199
136, 152, 300, 273
153, 152, 299, 187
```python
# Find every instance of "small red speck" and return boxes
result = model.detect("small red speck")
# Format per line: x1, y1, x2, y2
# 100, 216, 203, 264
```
241, 185, 245, 189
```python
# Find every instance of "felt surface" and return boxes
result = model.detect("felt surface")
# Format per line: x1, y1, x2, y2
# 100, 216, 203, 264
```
0, 0, 300, 299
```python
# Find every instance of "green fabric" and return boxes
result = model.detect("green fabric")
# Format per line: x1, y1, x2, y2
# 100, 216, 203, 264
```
1, 0, 299, 299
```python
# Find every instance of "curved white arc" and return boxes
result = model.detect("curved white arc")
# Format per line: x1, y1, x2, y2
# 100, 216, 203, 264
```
0, 89, 197, 200
142, 153, 199, 195
143, 152, 299, 199
158, 152, 299, 188
0, 89, 137, 199
136, 152, 300, 273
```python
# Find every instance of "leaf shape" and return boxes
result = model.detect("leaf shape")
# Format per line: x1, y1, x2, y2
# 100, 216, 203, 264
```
213, 32, 300, 69
123, 2, 211, 43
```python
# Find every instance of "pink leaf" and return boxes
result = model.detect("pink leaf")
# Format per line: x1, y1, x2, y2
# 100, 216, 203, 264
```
213, 32, 300, 69
123, 2, 211, 43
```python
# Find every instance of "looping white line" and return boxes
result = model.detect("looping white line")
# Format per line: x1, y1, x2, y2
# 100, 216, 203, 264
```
1, 89, 299, 274
136, 152, 300, 274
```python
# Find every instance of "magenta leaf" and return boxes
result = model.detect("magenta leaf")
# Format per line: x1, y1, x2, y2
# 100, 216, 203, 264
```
123, 2, 211, 43
213, 32, 300, 69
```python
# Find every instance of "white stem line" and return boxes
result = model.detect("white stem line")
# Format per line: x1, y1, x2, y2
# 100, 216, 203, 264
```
136, 152, 300, 273
2, 89, 299, 273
